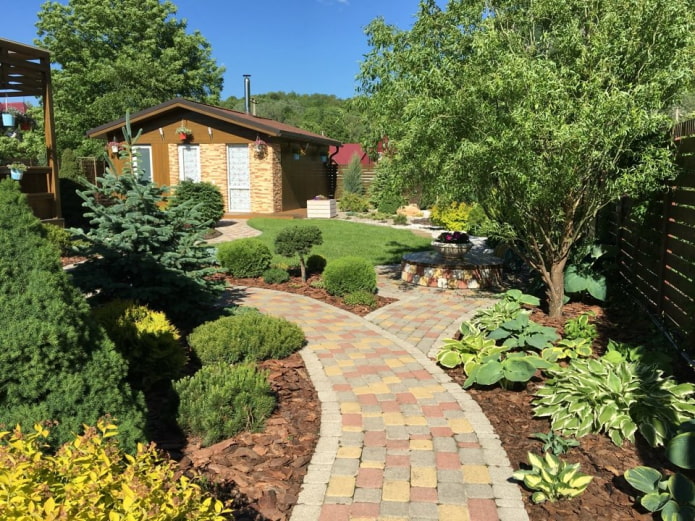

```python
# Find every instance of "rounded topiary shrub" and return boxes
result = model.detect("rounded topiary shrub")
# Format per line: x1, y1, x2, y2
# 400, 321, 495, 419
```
376, 192, 406, 215
263, 267, 290, 284
306, 254, 327, 274
174, 362, 276, 447
92, 299, 186, 390
323, 256, 377, 296
188, 312, 306, 365
170, 180, 225, 226
217, 238, 272, 277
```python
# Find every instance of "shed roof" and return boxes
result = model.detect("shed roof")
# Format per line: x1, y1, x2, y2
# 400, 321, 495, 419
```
86, 97, 342, 146
329, 143, 375, 166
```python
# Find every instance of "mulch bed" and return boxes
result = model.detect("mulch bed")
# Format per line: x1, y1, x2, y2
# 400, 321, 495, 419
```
61, 255, 690, 520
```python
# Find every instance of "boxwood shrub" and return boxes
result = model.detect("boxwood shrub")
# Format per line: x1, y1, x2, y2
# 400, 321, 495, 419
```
188, 312, 306, 365
169, 179, 225, 226
217, 238, 272, 277
175, 362, 276, 446
263, 267, 290, 284
323, 256, 377, 296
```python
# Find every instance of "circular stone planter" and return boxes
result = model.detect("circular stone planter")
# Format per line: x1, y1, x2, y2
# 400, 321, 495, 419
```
401, 249, 504, 289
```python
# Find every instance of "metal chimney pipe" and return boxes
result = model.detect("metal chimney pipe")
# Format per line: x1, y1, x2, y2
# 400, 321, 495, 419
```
243, 75, 251, 114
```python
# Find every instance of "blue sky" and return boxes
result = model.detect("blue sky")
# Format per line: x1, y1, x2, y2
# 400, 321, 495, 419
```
3, 0, 440, 100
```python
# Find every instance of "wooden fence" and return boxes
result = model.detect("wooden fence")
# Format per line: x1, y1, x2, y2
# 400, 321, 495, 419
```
603, 121, 695, 354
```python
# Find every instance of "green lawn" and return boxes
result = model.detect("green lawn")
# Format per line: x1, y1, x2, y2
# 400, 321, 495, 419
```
245, 218, 432, 266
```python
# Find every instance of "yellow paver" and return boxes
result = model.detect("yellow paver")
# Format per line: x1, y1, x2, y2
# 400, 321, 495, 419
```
449, 417, 475, 434
439, 505, 470, 521
382, 481, 410, 502
411, 466, 437, 488
409, 439, 433, 451
383, 412, 405, 426
405, 416, 428, 426
340, 402, 361, 414
336, 446, 362, 459
462, 464, 492, 483
326, 476, 356, 497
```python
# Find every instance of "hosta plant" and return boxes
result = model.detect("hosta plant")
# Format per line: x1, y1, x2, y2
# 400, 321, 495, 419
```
602, 339, 673, 373
563, 312, 598, 341
487, 313, 559, 350
624, 421, 695, 520
513, 452, 593, 503
469, 289, 539, 332
532, 431, 580, 456
533, 358, 695, 447
436, 324, 551, 389
541, 337, 593, 363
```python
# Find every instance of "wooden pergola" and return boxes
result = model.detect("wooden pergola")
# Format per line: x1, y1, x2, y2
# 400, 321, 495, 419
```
0, 38, 61, 223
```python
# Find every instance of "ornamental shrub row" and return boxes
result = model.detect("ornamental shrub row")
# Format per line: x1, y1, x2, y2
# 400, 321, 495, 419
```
0, 421, 229, 520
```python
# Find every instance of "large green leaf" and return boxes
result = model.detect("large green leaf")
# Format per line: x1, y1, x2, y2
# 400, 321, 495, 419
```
667, 473, 695, 506
437, 350, 463, 369
470, 360, 504, 386
640, 491, 671, 513
666, 432, 695, 470
502, 357, 538, 382
625, 466, 663, 495
585, 275, 607, 301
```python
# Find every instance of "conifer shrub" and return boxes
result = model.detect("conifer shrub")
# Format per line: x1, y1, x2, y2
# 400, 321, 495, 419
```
376, 192, 406, 215
343, 290, 378, 309
0, 420, 229, 520
342, 153, 364, 195
262, 267, 290, 284
0, 179, 146, 450
69, 116, 222, 329
42, 222, 73, 256
175, 362, 276, 446
217, 238, 272, 277
274, 225, 323, 282
339, 192, 371, 213
170, 179, 225, 226
306, 254, 327, 274
92, 299, 186, 390
188, 313, 306, 365
323, 256, 377, 296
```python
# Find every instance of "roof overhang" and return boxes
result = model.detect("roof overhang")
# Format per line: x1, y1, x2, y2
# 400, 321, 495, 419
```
86, 98, 342, 147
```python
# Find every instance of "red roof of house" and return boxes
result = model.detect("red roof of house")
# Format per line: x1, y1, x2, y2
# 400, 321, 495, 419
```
329, 144, 374, 166
2, 101, 29, 114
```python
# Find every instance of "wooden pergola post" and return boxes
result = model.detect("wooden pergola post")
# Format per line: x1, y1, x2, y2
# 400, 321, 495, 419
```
0, 38, 62, 223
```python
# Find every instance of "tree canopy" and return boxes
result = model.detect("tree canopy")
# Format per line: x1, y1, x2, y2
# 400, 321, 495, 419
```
35, 0, 225, 154
222, 91, 367, 143
358, 0, 695, 316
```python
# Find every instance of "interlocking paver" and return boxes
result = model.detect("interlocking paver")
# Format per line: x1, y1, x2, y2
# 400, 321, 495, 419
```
218, 245, 527, 521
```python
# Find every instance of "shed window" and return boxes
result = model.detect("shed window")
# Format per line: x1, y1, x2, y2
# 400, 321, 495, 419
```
132, 145, 153, 182
178, 144, 200, 182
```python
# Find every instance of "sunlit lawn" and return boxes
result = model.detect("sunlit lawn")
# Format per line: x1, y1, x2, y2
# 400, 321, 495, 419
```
246, 218, 432, 266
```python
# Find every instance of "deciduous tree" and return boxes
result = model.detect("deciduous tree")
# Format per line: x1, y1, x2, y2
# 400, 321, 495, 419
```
36, 0, 224, 153
358, 0, 695, 317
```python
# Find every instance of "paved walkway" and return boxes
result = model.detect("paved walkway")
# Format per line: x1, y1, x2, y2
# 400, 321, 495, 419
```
214, 219, 528, 521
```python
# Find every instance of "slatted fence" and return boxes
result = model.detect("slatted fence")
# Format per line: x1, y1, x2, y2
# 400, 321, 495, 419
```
604, 121, 695, 354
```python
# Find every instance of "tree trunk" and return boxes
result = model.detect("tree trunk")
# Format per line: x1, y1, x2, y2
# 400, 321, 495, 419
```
299, 255, 307, 283
544, 260, 567, 319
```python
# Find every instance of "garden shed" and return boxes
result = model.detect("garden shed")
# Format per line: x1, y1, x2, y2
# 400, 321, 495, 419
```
87, 98, 342, 214
0, 38, 61, 223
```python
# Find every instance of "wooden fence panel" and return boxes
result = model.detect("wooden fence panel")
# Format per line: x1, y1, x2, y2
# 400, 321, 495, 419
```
607, 124, 695, 353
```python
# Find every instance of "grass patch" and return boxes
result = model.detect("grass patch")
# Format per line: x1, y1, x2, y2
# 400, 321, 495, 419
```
246, 218, 432, 266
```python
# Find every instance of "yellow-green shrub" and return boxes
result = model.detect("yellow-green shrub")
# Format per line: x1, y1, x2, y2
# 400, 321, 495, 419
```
93, 299, 186, 390
0, 420, 231, 521
430, 201, 476, 231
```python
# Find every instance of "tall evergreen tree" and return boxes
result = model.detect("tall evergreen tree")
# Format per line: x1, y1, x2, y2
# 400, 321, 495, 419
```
0, 179, 146, 449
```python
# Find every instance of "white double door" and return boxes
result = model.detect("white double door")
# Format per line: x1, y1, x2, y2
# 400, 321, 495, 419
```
227, 145, 251, 212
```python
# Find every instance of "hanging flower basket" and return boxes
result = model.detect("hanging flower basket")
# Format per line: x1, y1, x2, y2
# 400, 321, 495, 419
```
106, 141, 121, 154
253, 137, 268, 158
176, 125, 193, 141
